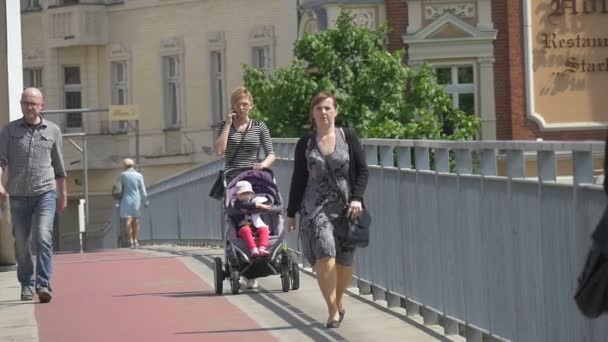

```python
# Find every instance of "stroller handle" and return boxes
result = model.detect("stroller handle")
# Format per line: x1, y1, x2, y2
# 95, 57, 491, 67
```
224, 166, 274, 179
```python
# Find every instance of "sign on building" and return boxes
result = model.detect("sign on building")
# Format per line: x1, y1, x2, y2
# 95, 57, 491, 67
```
108, 105, 138, 121
525, 0, 608, 129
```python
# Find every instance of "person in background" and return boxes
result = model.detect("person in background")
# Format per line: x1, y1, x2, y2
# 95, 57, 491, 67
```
119, 158, 148, 248
0, 87, 67, 303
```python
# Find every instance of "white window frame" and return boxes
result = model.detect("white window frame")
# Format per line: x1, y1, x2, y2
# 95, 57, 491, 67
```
210, 50, 225, 126
208, 31, 226, 127
23, 67, 43, 91
162, 55, 183, 129
249, 25, 275, 76
433, 63, 477, 115
111, 61, 129, 132
62, 65, 83, 132
251, 45, 272, 75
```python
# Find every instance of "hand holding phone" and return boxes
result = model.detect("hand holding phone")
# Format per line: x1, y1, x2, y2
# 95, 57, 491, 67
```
226, 110, 237, 123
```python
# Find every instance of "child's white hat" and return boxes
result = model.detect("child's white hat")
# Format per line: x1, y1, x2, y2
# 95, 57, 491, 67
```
235, 180, 254, 194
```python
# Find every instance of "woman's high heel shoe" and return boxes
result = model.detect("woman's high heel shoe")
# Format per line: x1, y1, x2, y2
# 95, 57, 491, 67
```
339, 309, 346, 323
326, 320, 340, 328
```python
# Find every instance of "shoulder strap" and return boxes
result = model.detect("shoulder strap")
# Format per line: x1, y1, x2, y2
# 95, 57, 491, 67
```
227, 120, 252, 165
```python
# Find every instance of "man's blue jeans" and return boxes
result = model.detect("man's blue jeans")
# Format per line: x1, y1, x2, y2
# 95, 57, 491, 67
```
10, 191, 56, 290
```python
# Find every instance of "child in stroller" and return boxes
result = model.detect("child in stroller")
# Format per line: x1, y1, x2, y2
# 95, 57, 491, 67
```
213, 168, 300, 295
228, 180, 272, 258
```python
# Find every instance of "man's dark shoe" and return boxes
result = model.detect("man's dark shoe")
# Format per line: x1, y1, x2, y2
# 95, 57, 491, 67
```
20, 286, 34, 301
37, 288, 52, 303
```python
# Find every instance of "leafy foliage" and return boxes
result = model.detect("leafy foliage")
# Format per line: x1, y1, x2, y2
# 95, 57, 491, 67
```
244, 11, 479, 140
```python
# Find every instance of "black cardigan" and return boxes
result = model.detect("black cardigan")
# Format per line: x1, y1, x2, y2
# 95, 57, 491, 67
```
604, 136, 607, 195
286, 127, 369, 218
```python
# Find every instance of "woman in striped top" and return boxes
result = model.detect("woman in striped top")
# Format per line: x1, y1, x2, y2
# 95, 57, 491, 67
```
214, 86, 275, 184
214, 86, 275, 289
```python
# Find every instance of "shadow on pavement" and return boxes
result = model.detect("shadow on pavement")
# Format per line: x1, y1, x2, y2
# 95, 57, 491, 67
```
152, 247, 349, 342
113, 290, 219, 298
176, 325, 310, 335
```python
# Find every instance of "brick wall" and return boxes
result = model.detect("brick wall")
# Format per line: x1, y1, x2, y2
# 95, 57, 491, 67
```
493, 0, 606, 141
385, 0, 407, 53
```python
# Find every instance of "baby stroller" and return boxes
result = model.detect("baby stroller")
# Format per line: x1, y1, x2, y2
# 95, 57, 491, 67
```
213, 167, 300, 295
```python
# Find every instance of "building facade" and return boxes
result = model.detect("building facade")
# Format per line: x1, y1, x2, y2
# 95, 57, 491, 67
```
20, 0, 297, 248
298, 0, 387, 36
386, 0, 607, 141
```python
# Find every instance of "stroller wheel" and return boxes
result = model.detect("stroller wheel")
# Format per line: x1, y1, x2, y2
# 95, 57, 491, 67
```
230, 270, 240, 295
291, 261, 300, 290
281, 262, 291, 292
214, 257, 223, 295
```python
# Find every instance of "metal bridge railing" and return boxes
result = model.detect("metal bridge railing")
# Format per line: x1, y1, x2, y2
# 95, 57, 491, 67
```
137, 138, 606, 342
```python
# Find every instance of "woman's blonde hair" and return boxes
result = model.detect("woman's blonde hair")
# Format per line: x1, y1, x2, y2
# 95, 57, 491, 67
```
309, 91, 338, 125
230, 86, 254, 109
123, 158, 135, 169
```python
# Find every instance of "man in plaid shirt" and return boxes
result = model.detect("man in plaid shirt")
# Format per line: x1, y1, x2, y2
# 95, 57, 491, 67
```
0, 87, 67, 303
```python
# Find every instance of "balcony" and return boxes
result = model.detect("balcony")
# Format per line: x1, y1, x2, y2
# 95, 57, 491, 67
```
45, 2, 108, 48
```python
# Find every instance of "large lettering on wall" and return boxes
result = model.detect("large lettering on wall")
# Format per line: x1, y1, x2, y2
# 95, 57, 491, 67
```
525, 0, 608, 129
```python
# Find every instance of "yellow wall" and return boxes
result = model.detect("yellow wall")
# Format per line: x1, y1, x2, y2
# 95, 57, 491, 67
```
20, 1, 297, 248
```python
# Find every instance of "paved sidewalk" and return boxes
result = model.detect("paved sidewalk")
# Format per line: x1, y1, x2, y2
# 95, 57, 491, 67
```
0, 246, 464, 341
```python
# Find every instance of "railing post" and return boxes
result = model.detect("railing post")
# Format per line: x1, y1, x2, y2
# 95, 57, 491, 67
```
357, 279, 372, 295
287, 143, 296, 160
422, 307, 439, 325
365, 145, 379, 166
386, 292, 401, 308
415, 146, 430, 171
572, 150, 593, 185
506, 149, 525, 178
455, 149, 473, 174
405, 299, 421, 317
538, 150, 557, 182
379, 146, 393, 167
372, 285, 386, 302
480, 149, 497, 176
443, 317, 459, 335
397, 146, 412, 169
435, 148, 450, 173
466, 327, 483, 342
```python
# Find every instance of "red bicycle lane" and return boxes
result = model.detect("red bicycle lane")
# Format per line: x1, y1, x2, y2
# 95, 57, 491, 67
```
35, 250, 276, 342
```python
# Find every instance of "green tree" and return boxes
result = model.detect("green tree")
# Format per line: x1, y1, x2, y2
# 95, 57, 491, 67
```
244, 11, 479, 140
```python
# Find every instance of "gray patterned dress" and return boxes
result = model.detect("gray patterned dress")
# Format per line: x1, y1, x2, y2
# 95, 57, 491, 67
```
299, 129, 355, 266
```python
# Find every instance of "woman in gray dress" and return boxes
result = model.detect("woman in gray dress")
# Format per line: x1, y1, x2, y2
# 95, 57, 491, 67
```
286, 92, 369, 328
119, 158, 148, 248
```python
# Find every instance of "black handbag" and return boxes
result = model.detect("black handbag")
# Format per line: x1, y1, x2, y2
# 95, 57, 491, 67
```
574, 207, 608, 318
208, 170, 225, 200
208, 121, 251, 200
315, 129, 371, 248
340, 208, 371, 248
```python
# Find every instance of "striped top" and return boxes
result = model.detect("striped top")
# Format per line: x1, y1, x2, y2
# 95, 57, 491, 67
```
216, 119, 274, 172
0, 117, 66, 196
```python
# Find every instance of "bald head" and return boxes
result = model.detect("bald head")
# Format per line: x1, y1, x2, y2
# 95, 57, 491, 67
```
22, 87, 44, 101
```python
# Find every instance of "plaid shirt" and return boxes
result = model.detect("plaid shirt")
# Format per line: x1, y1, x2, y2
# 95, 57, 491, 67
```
0, 117, 66, 196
